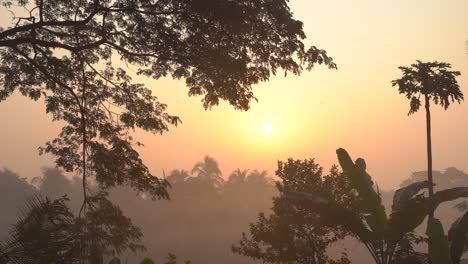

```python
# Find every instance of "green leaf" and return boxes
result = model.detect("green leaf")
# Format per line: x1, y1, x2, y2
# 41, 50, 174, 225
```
336, 148, 387, 234
426, 217, 452, 264
448, 210, 468, 264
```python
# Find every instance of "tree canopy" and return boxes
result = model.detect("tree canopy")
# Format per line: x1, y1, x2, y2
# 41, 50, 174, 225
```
233, 158, 357, 264
0, 0, 336, 110
391, 61, 463, 115
0, 0, 339, 261
0, 2, 337, 259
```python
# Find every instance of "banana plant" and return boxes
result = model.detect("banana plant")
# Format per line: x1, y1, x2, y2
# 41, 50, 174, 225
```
286, 148, 468, 264
450, 210, 468, 264
425, 209, 468, 264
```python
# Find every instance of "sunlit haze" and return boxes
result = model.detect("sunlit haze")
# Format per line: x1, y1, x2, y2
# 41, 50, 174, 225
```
263, 122, 273, 134
1, 0, 467, 189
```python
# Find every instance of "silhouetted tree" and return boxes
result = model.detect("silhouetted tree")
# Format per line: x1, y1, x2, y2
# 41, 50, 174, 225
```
32, 168, 82, 211
224, 169, 250, 202
399, 168, 468, 236
191, 155, 224, 188
392, 61, 463, 264
166, 170, 191, 186
392, 61, 463, 217
288, 149, 468, 264
1, 1, 337, 259
227, 169, 249, 186
246, 169, 272, 186
164, 169, 196, 201
0, 193, 143, 264
402, 167, 468, 192
0, 162, 278, 264
28, 53, 173, 261
0, 169, 36, 239
0, 0, 336, 111
33, 168, 72, 197
233, 158, 358, 264
0, 196, 79, 264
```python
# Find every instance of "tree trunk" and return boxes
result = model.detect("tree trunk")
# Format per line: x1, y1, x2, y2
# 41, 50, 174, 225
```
425, 94, 434, 216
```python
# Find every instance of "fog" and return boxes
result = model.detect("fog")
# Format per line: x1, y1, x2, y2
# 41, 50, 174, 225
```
1, 156, 467, 263
1, 0, 468, 263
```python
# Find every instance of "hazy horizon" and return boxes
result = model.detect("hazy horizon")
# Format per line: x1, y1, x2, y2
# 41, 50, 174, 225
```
1, 0, 468, 190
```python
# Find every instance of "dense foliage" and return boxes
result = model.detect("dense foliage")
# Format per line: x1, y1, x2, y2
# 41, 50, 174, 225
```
0, 157, 277, 264
0, 1, 336, 261
0, 0, 336, 110
233, 158, 359, 264
285, 149, 468, 264
392, 61, 462, 116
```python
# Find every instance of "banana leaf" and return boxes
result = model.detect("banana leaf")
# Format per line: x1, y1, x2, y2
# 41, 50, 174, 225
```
284, 190, 373, 242
336, 148, 387, 234
448, 210, 468, 264
426, 217, 452, 264
433, 188, 468, 209
388, 197, 427, 241
392, 181, 430, 212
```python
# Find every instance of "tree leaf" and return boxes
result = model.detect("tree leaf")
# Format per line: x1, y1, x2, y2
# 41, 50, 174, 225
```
284, 190, 373, 242
392, 181, 430, 212
426, 217, 452, 264
448, 210, 468, 264
408, 96, 421, 115
388, 196, 427, 241
336, 148, 387, 234
433, 187, 468, 209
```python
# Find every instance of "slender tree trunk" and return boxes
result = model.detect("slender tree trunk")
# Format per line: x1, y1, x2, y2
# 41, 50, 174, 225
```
425, 94, 434, 217
78, 53, 88, 218
80, 111, 87, 212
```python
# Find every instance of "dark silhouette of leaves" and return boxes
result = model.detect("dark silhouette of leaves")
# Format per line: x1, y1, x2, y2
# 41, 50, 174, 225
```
233, 158, 356, 264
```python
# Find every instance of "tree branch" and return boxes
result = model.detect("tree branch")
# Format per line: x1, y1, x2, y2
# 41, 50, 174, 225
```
0, 37, 106, 52
0, 0, 100, 40
10, 46, 86, 115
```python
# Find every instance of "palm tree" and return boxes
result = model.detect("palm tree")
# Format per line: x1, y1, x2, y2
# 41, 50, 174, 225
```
0, 196, 78, 264
392, 61, 463, 217
166, 170, 191, 185
246, 170, 270, 185
227, 169, 249, 185
1, 193, 144, 264
191, 155, 224, 188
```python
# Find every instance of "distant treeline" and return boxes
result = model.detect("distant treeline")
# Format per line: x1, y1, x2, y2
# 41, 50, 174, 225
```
1, 157, 467, 263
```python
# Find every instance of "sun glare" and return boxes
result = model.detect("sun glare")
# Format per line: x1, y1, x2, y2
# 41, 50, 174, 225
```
263, 122, 273, 133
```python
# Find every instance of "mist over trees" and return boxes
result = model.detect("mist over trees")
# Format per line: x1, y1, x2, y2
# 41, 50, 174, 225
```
0, 169, 36, 239
0, 1, 466, 264
0, 0, 337, 261
0, 156, 277, 263
2, 156, 468, 263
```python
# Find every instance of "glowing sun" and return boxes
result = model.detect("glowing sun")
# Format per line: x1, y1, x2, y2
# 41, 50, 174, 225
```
263, 121, 273, 133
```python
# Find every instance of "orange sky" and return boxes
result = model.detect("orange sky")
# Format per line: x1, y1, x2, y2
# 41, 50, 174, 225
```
1, 0, 468, 189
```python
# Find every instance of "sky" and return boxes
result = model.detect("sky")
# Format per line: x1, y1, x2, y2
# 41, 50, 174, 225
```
1, 0, 468, 189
